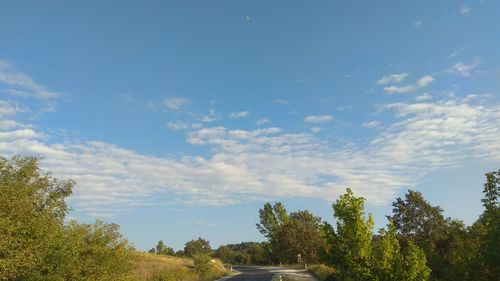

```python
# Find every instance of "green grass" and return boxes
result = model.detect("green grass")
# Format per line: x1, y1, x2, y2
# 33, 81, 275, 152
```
130, 253, 228, 281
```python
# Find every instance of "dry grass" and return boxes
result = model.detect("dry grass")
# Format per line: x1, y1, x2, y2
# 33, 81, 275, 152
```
307, 264, 337, 281
130, 253, 228, 281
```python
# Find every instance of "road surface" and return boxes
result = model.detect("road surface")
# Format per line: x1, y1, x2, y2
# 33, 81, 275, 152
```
218, 266, 317, 281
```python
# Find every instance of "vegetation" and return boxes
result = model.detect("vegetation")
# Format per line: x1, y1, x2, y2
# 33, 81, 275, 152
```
257, 171, 499, 281
1, 155, 498, 281
131, 253, 227, 281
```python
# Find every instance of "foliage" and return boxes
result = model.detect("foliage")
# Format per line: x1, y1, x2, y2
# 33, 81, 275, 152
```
0, 156, 72, 280
184, 237, 212, 257
324, 188, 374, 281
0, 156, 135, 281
256, 202, 288, 262
388, 190, 450, 280
277, 210, 326, 265
215, 242, 271, 265
192, 254, 213, 281
155, 240, 175, 256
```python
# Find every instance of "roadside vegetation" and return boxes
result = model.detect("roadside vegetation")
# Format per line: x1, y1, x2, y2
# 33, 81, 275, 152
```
0, 156, 228, 281
253, 171, 499, 281
1, 155, 498, 281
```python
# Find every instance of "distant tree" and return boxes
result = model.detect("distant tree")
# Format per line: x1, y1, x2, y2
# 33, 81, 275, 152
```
175, 250, 185, 257
215, 245, 237, 264
148, 248, 156, 254
323, 188, 374, 281
184, 238, 212, 257
0, 156, 72, 280
155, 240, 175, 255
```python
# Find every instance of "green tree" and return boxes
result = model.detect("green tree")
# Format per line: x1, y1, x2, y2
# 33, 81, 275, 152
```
277, 210, 325, 266
323, 188, 374, 281
184, 238, 212, 257
256, 202, 288, 263
155, 240, 175, 256
192, 254, 212, 281
388, 190, 448, 280
371, 221, 430, 281
0, 156, 72, 280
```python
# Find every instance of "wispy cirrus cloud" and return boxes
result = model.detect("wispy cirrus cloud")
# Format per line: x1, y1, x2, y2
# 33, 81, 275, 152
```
376, 73, 409, 85
229, 111, 250, 119
304, 115, 333, 123
0, 60, 63, 100
382, 75, 434, 94
256, 118, 270, 126
163, 97, 190, 110
447, 58, 481, 76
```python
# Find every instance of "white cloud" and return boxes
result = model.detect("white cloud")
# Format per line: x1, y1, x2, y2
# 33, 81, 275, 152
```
413, 20, 422, 28
416, 75, 435, 88
376, 73, 409, 85
362, 121, 381, 129
447, 59, 481, 76
460, 5, 470, 14
274, 99, 290, 105
304, 115, 333, 123
200, 109, 220, 123
416, 93, 432, 101
383, 75, 435, 94
0, 60, 63, 100
1, 96, 499, 217
0, 100, 28, 116
256, 118, 270, 126
163, 97, 190, 110
229, 111, 250, 119
311, 127, 321, 133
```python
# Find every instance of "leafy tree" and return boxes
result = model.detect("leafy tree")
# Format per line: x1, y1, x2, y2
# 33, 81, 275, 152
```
323, 188, 374, 281
256, 202, 288, 263
148, 248, 156, 254
184, 237, 212, 257
388, 190, 448, 280
277, 210, 325, 266
371, 221, 430, 281
472, 170, 500, 280
155, 240, 175, 256
0, 156, 72, 280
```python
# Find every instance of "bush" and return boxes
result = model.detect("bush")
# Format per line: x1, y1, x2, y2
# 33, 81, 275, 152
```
193, 254, 213, 280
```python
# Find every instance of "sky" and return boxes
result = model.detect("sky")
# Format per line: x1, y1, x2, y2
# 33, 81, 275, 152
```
1, 0, 499, 251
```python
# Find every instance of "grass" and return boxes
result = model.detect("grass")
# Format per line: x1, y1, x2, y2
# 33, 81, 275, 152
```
307, 264, 337, 281
130, 252, 228, 281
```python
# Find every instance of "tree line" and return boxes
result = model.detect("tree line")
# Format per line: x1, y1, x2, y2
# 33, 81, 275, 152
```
255, 172, 499, 281
1, 155, 498, 281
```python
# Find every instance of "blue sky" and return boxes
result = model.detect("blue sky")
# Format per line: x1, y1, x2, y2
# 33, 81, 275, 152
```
1, 0, 499, 251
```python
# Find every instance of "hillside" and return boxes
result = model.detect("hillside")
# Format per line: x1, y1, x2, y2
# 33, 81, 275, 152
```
131, 252, 228, 281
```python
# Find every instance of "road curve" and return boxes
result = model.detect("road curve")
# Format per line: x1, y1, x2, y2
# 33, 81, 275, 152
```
218, 266, 317, 281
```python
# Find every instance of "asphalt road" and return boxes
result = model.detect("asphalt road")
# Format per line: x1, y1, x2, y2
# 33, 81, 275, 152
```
218, 266, 317, 281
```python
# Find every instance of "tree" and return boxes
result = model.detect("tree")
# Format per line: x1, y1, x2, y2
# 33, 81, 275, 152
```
277, 210, 325, 266
184, 238, 212, 257
155, 240, 175, 256
388, 190, 448, 280
0, 156, 73, 280
323, 188, 374, 281
256, 202, 288, 263
371, 221, 430, 281
192, 254, 213, 281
